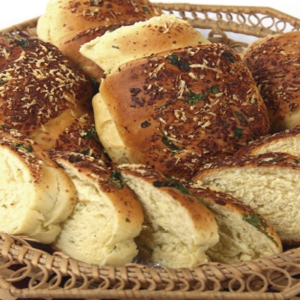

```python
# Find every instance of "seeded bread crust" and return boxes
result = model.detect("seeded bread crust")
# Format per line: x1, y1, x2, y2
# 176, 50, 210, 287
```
50, 152, 144, 266
0, 33, 107, 157
0, 129, 77, 243
234, 124, 300, 157
193, 152, 300, 245
242, 31, 300, 133
118, 163, 219, 268
95, 44, 270, 179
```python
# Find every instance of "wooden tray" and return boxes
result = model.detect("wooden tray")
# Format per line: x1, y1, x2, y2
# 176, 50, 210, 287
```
1, 3, 300, 300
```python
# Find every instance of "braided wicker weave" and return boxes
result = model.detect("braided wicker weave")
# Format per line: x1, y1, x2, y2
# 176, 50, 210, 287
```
1, 3, 300, 300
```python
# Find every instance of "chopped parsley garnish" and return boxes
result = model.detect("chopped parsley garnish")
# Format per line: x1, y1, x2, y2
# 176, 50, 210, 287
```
15, 143, 33, 153
0, 79, 7, 84
167, 54, 190, 72
161, 132, 181, 152
234, 111, 248, 124
153, 180, 189, 194
223, 50, 236, 63
141, 120, 151, 128
242, 212, 278, 247
207, 84, 220, 94
109, 169, 124, 190
185, 90, 206, 104
84, 128, 97, 140
16, 38, 29, 49
233, 127, 243, 138
142, 6, 151, 13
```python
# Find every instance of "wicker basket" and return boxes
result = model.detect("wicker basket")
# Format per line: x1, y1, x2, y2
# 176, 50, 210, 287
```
1, 3, 300, 300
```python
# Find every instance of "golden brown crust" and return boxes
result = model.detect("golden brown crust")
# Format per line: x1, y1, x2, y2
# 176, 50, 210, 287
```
194, 152, 300, 175
58, 22, 136, 81
97, 44, 270, 179
242, 31, 300, 133
0, 33, 103, 156
37, 0, 162, 45
234, 124, 300, 157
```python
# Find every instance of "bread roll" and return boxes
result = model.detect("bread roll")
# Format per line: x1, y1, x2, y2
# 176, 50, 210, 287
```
184, 183, 282, 263
0, 129, 77, 244
242, 31, 300, 133
37, 0, 162, 45
80, 14, 210, 75
0, 33, 106, 157
234, 124, 300, 157
94, 43, 270, 179
118, 164, 219, 268
193, 152, 300, 245
37, 0, 162, 80
50, 152, 144, 267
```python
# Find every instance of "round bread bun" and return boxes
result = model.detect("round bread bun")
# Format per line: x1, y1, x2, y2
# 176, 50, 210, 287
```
118, 163, 219, 268
0, 33, 106, 157
80, 14, 210, 75
37, 0, 162, 48
242, 31, 300, 133
37, 0, 161, 81
50, 152, 144, 267
0, 129, 77, 244
93, 43, 270, 179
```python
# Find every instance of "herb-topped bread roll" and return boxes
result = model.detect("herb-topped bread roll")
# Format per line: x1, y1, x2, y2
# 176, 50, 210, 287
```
0, 129, 77, 244
0, 33, 106, 158
80, 14, 210, 75
242, 31, 300, 133
50, 152, 144, 267
193, 152, 300, 245
118, 164, 219, 268
93, 44, 270, 179
37, 0, 162, 80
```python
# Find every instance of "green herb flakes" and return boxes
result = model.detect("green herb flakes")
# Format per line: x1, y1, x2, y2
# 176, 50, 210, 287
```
110, 169, 124, 189
167, 54, 190, 72
242, 212, 278, 247
185, 90, 206, 104
223, 50, 236, 63
207, 84, 220, 95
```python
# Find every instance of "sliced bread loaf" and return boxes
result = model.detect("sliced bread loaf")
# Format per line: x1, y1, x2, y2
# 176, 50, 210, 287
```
234, 125, 300, 157
118, 164, 219, 268
0, 129, 77, 244
185, 183, 282, 263
193, 152, 300, 245
50, 152, 144, 267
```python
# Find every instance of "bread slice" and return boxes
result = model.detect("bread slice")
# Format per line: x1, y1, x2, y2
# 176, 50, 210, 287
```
0, 129, 77, 244
50, 152, 144, 267
234, 125, 300, 157
94, 43, 270, 179
80, 14, 210, 75
193, 152, 300, 245
118, 164, 219, 269
184, 183, 282, 263
242, 31, 300, 133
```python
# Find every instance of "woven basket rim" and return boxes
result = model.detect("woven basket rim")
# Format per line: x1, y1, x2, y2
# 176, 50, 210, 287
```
1, 3, 300, 299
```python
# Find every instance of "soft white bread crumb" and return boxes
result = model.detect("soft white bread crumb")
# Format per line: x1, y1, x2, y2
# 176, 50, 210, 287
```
119, 164, 219, 268
0, 130, 77, 244
193, 152, 300, 245
51, 152, 144, 266
186, 184, 282, 263
80, 14, 210, 74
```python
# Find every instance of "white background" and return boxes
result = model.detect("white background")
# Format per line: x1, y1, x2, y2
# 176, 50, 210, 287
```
0, 1, 299, 31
